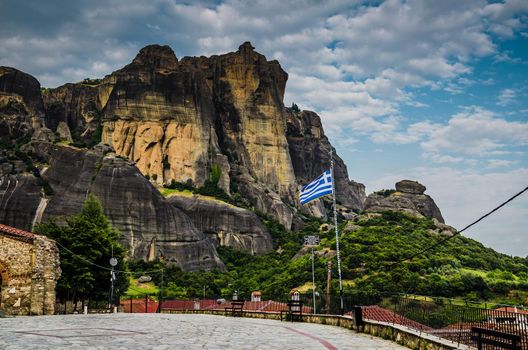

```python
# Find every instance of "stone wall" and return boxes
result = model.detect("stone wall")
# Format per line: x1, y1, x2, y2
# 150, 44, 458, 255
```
0, 233, 60, 315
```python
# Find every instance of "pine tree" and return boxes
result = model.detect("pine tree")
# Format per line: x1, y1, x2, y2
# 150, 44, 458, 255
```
36, 195, 128, 308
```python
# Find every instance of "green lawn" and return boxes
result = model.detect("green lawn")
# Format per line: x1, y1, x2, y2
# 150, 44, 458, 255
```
124, 277, 159, 299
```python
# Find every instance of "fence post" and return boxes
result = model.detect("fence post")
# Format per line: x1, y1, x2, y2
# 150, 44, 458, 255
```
145, 295, 148, 313
458, 308, 466, 347
353, 306, 363, 330
130, 298, 132, 313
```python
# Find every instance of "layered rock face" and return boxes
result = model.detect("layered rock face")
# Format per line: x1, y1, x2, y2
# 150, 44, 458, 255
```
168, 194, 273, 255
42, 83, 100, 143
0, 142, 224, 271
0, 67, 46, 143
364, 180, 444, 223
100, 45, 215, 189
287, 110, 365, 212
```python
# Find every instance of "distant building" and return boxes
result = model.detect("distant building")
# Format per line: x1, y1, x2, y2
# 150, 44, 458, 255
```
0, 224, 61, 315
488, 307, 528, 326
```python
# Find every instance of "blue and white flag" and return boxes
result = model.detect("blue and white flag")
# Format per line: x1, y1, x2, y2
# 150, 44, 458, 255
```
300, 170, 333, 205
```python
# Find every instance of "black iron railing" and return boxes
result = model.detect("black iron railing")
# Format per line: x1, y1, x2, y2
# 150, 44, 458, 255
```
152, 292, 527, 349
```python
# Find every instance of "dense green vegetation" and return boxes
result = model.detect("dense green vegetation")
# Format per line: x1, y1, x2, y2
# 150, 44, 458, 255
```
163, 165, 248, 208
36, 195, 129, 305
81, 78, 102, 86
339, 212, 528, 300
126, 211, 528, 305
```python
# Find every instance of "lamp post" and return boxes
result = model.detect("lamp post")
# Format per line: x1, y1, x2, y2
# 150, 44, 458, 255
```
304, 235, 320, 314
109, 256, 117, 310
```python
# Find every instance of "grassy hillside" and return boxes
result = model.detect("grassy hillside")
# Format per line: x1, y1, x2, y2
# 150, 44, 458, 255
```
128, 211, 528, 305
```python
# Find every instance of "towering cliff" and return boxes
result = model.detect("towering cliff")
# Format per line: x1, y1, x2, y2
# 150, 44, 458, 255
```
0, 67, 46, 143
0, 42, 366, 270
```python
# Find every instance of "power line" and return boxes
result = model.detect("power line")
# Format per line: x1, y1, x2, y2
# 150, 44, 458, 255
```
52, 239, 163, 275
383, 185, 528, 271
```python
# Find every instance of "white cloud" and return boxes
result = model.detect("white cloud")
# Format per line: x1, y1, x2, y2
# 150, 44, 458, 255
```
497, 88, 517, 106
420, 106, 528, 157
487, 159, 519, 168
481, 0, 528, 38
428, 154, 465, 164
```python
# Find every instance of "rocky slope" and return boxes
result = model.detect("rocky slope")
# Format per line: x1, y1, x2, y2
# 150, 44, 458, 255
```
168, 194, 272, 255
0, 42, 367, 270
363, 180, 445, 223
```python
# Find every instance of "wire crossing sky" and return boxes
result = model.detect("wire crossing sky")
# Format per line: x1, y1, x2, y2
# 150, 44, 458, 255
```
1, 0, 527, 256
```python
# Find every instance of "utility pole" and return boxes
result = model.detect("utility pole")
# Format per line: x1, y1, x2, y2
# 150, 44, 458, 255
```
158, 268, 164, 313
326, 261, 332, 314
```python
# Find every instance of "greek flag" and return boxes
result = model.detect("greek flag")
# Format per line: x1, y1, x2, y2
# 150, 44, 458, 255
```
300, 170, 333, 205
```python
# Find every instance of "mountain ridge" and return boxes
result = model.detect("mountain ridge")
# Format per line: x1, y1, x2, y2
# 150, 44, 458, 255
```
0, 42, 368, 270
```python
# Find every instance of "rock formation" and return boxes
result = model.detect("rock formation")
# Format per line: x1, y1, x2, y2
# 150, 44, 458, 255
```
0, 67, 46, 144
168, 194, 273, 255
363, 180, 444, 223
36, 43, 365, 228
0, 42, 367, 270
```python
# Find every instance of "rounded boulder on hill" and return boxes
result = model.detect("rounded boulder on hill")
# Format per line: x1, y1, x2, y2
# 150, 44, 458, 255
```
395, 180, 426, 195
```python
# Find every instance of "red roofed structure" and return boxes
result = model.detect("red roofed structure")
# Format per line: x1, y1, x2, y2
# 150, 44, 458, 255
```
353, 305, 432, 331
0, 223, 60, 315
0, 223, 35, 241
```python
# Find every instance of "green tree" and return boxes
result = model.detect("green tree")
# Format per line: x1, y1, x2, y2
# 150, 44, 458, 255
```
36, 195, 128, 308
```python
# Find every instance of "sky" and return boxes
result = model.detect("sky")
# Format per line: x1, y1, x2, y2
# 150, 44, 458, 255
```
1, 0, 527, 257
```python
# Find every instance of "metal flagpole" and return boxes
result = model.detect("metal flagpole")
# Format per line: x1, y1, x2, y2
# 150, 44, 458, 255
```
311, 246, 316, 313
330, 149, 344, 315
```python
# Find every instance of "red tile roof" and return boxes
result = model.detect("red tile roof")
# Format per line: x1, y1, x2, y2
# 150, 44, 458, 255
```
0, 223, 35, 240
357, 305, 432, 331
493, 307, 528, 315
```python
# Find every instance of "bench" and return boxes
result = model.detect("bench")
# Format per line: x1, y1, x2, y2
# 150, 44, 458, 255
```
224, 300, 245, 317
280, 300, 303, 322
471, 326, 521, 350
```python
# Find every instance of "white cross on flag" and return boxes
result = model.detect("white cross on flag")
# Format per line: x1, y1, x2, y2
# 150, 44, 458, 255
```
299, 170, 333, 205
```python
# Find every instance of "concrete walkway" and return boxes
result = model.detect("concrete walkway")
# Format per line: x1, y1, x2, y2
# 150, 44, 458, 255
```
0, 313, 408, 349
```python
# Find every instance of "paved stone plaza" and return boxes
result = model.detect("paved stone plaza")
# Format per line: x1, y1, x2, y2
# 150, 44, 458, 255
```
0, 313, 408, 349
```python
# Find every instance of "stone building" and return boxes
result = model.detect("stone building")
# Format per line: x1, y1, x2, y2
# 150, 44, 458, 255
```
0, 223, 61, 315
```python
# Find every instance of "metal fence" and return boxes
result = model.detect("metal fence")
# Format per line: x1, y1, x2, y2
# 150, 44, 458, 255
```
54, 291, 528, 348
375, 295, 528, 349
55, 300, 112, 314
152, 292, 527, 349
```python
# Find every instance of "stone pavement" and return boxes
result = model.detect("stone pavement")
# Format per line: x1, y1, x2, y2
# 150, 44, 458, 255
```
0, 313, 408, 349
